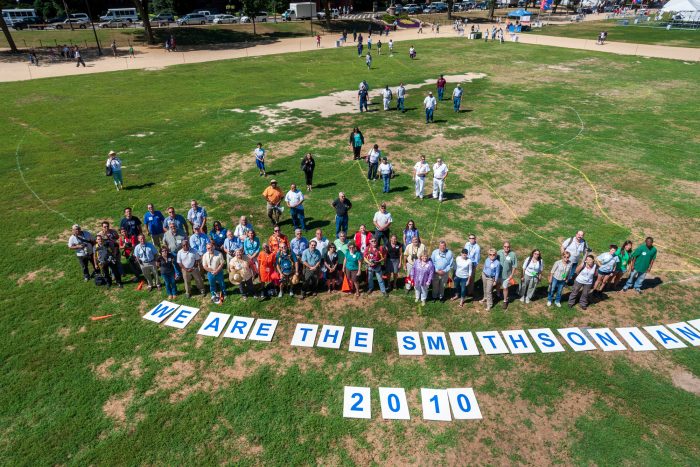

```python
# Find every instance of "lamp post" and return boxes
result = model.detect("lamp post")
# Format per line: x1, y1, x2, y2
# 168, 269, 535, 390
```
84, 0, 102, 55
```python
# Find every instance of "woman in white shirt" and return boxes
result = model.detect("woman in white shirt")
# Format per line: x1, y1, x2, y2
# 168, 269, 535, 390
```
378, 157, 393, 193
568, 254, 597, 310
451, 249, 473, 308
593, 244, 619, 293
105, 150, 123, 191
520, 249, 543, 304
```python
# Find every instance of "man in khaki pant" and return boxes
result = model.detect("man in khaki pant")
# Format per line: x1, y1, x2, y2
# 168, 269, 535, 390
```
481, 248, 502, 311
176, 239, 205, 298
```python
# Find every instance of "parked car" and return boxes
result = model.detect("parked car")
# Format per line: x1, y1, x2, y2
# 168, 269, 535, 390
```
423, 4, 435, 13
12, 16, 44, 30
212, 14, 237, 24
317, 8, 339, 19
46, 15, 66, 24
431, 2, 448, 12
69, 13, 90, 22
240, 12, 268, 23
404, 3, 421, 13
55, 18, 89, 29
177, 13, 207, 25
151, 13, 174, 26
476, 2, 488, 10
100, 18, 130, 28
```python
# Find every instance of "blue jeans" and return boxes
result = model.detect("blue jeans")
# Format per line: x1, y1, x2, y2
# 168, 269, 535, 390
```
374, 229, 390, 246
359, 98, 368, 112
367, 267, 386, 293
425, 108, 434, 123
162, 272, 177, 296
453, 276, 468, 298
290, 207, 306, 230
397, 97, 404, 111
437, 87, 444, 100
367, 162, 378, 180
112, 169, 123, 186
453, 97, 461, 111
567, 262, 578, 285
207, 271, 226, 297
547, 278, 565, 303
382, 174, 390, 192
335, 214, 348, 237
624, 270, 646, 291
357, 45, 363, 56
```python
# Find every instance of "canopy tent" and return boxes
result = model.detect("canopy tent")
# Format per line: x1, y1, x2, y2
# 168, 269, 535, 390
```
661, 0, 700, 21
507, 9, 533, 17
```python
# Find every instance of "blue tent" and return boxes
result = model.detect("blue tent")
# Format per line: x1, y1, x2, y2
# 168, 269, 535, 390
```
507, 9, 532, 17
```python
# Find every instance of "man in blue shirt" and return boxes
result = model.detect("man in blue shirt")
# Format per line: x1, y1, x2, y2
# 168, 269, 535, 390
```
464, 234, 481, 298
481, 248, 501, 311
189, 224, 210, 256
163, 206, 189, 237
430, 241, 454, 301
143, 203, 165, 248
358, 87, 369, 112
187, 199, 208, 233
133, 234, 159, 291
290, 229, 309, 263
301, 240, 322, 298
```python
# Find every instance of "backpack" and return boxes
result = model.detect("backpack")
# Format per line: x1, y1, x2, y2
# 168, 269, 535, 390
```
105, 165, 113, 176
564, 237, 588, 255
278, 253, 293, 275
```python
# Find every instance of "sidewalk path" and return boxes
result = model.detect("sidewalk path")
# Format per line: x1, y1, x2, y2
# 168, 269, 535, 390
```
1, 25, 697, 83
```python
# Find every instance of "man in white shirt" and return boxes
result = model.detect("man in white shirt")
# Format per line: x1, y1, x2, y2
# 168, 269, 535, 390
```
285, 183, 306, 232
202, 242, 226, 303
396, 82, 406, 112
382, 85, 392, 111
177, 239, 205, 298
233, 215, 253, 241
134, 234, 160, 290
373, 203, 393, 246
313, 229, 330, 257
560, 230, 588, 284
366, 144, 381, 181
68, 224, 96, 281
378, 157, 393, 193
254, 143, 266, 177
423, 91, 437, 124
413, 155, 430, 199
452, 84, 463, 112
432, 158, 448, 202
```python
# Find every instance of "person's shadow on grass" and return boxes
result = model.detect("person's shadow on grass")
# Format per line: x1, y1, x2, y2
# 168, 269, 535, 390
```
123, 182, 155, 191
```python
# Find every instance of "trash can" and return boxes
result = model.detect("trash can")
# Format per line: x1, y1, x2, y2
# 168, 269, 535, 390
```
336, 40, 341, 47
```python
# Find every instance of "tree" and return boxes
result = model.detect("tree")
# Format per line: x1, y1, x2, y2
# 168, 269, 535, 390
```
0, 13, 18, 53
488, 0, 496, 20
241, 0, 266, 35
132, 0, 155, 44
447, 0, 453, 20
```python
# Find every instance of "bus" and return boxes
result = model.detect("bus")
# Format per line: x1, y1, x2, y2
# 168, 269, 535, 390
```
99, 8, 138, 22
2, 8, 38, 26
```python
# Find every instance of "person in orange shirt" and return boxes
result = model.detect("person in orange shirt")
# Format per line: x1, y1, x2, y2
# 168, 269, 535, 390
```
262, 179, 284, 226
257, 243, 277, 298
267, 226, 289, 254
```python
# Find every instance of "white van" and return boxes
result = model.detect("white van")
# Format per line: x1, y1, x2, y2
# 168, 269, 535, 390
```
100, 8, 138, 22
2, 8, 38, 26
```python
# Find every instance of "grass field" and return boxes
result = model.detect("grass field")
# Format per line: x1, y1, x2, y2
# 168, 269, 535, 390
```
531, 19, 700, 48
1, 38, 699, 464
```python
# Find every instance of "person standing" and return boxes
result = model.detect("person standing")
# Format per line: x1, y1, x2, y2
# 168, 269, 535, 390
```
464, 234, 481, 298
334, 231, 350, 263
403, 221, 420, 245
561, 230, 588, 285
267, 226, 289, 254
163, 207, 189, 237
409, 45, 416, 59
520, 249, 544, 304
257, 243, 275, 298
496, 242, 517, 309
285, 184, 306, 232
156, 246, 178, 299
93, 235, 123, 288
202, 242, 226, 303
300, 153, 316, 191
119, 227, 141, 281
432, 158, 448, 202
373, 203, 393, 246
611, 240, 633, 288
332, 192, 352, 238
452, 249, 473, 307
436, 75, 447, 101
290, 229, 309, 264
431, 241, 454, 301
254, 142, 267, 177
349, 127, 364, 160
312, 229, 330, 258
378, 157, 393, 193
111, 40, 118, 57
120, 207, 142, 238
343, 242, 363, 297
189, 224, 210, 256
177, 239, 205, 298
357, 41, 364, 57
134, 234, 160, 291
481, 249, 501, 311
377, 40, 382, 55
366, 144, 381, 181
365, 52, 372, 70
74, 46, 86, 67
262, 180, 284, 226
403, 235, 426, 292
423, 91, 437, 124
367, 36, 372, 50
187, 199, 208, 233
358, 85, 369, 112
381, 85, 392, 111
163, 223, 185, 254
547, 252, 572, 307
385, 234, 403, 291
105, 151, 123, 191
396, 82, 406, 112
324, 243, 341, 293
622, 237, 657, 294
209, 221, 228, 252
223, 230, 243, 260
412, 252, 434, 305
364, 237, 387, 296
301, 240, 322, 298
68, 224, 96, 281
316, 34, 321, 47
593, 244, 620, 293
228, 248, 255, 300
413, 155, 430, 199
143, 203, 165, 248
452, 84, 463, 112
275, 242, 298, 298
388, 39, 394, 54
568, 255, 597, 310
354, 225, 373, 253
233, 216, 253, 242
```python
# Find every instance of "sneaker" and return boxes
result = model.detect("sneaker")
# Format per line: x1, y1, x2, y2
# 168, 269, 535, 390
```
547, 301, 552, 307
421, 300, 426, 305
555, 302, 561, 308
211, 295, 217, 303
147, 286, 153, 292
415, 298, 419, 303
242, 296, 248, 301
503, 301, 509, 310
289, 291, 294, 297
635, 289, 643, 294
519, 296, 525, 302
84, 277, 89, 282
621, 288, 628, 293
118, 283, 123, 289
278, 291, 283, 298
525, 298, 530, 304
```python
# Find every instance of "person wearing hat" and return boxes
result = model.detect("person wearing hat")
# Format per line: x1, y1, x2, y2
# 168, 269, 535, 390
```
105, 151, 123, 191
423, 91, 437, 124
262, 179, 284, 226
228, 248, 255, 301
452, 84, 463, 112
68, 224, 97, 281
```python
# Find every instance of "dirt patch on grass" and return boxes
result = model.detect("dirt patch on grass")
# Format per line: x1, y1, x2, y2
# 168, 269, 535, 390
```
671, 368, 700, 396
103, 389, 134, 426
94, 356, 144, 380
204, 152, 250, 201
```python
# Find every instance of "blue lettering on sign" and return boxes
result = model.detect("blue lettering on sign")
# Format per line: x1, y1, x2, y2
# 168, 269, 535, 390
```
629, 330, 644, 346
172, 309, 192, 324
300, 327, 314, 342
322, 328, 341, 344
483, 334, 498, 349
426, 335, 446, 351
388, 393, 400, 412
656, 330, 679, 345
458, 336, 470, 351
593, 331, 617, 347
230, 320, 248, 334
537, 333, 555, 347
402, 335, 417, 350
508, 333, 528, 349
354, 331, 368, 348
351, 393, 364, 411
256, 322, 271, 337
203, 317, 221, 332
567, 331, 586, 346
456, 394, 471, 413
149, 303, 177, 318
674, 326, 700, 342
429, 394, 440, 413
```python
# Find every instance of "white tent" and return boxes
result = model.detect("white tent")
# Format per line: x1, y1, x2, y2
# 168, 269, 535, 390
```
661, 0, 700, 21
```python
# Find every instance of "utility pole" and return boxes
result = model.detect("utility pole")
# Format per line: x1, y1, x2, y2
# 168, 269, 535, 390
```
84, 0, 102, 55
62, 0, 74, 30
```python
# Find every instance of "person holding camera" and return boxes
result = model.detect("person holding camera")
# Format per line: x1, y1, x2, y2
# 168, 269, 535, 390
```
68, 224, 97, 281
93, 235, 123, 288
134, 234, 160, 291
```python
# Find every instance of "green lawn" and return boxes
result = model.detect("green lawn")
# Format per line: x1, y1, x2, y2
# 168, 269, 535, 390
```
1, 38, 699, 464
530, 19, 700, 48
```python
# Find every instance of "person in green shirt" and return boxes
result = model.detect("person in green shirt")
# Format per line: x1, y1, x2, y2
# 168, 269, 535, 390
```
612, 240, 633, 288
622, 237, 657, 294
334, 231, 350, 263
343, 242, 363, 297
496, 242, 517, 310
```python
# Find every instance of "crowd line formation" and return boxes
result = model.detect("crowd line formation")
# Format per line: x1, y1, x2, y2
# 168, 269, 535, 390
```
74, 142, 659, 310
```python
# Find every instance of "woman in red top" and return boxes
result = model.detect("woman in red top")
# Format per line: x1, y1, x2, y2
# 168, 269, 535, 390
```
354, 224, 373, 253
119, 227, 141, 280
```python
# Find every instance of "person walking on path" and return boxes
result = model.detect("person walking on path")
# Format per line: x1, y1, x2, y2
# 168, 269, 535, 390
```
622, 237, 657, 294
482, 248, 501, 311
413, 155, 430, 199
547, 252, 572, 307
382, 85, 392, 111
105, 150, 123, 191
332, 192, 352, 238
436, 75, 447, 100
378, 157, 393, 193
300, 153, 315, 191
316, 34, 321, 48
111, 40, 118, 58
74, 46, 86, 67
396, 83, 406, 112
432, 158, 448, 202
452, 84, 463, 112
254, 142, 267, 177
358, 85, 369, 112
520, 249, 544, 304
366, 52, 372, 70
568, 255, 597, 310
496, 242, 517, 309
349, 127, 364, 159
423, 91, 437, 124
285, 183, 306, 232
262, 180, 284, 226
